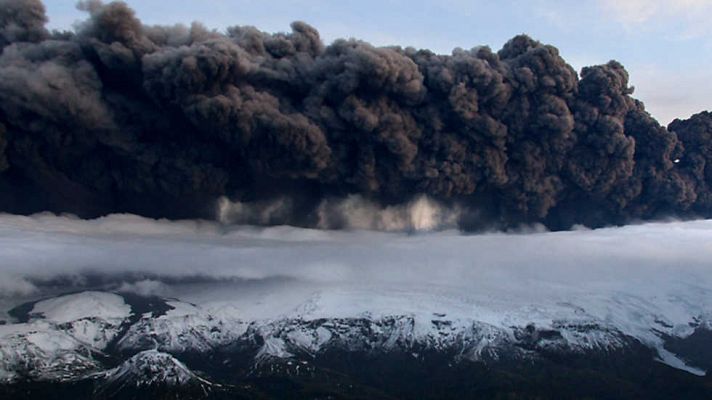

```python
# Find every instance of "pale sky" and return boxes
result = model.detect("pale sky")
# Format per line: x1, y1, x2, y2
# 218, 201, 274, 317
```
42, 0, 712, 124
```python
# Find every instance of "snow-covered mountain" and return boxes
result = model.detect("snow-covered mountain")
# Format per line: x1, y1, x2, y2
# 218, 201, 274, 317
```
1, 288, 710, 391
93, 350, 215, 397
0, 292, 129, 382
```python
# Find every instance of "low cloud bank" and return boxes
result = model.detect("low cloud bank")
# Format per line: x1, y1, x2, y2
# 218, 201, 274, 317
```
0, 213, 711, 303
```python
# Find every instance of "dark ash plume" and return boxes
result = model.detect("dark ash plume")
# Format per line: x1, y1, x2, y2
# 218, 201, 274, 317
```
0, 0, 710, 230
0, 0, 48, 47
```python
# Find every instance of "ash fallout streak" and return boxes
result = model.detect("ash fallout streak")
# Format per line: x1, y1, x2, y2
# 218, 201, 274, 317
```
1, 0, 711, 230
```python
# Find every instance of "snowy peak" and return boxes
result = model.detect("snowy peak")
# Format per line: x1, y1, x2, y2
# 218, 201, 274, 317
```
98, 350, 212, 389
115, 298, 248, 354
0, 292, 134, 382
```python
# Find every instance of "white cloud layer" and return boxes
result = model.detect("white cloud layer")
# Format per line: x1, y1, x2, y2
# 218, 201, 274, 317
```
0, 213, 711, 303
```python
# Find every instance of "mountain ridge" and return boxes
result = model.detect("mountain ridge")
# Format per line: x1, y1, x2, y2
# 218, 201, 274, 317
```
1, 289, 710, 399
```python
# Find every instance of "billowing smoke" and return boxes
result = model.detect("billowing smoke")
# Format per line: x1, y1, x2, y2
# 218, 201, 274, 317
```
217, 194, 462, 231
0, 0, 711, 230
